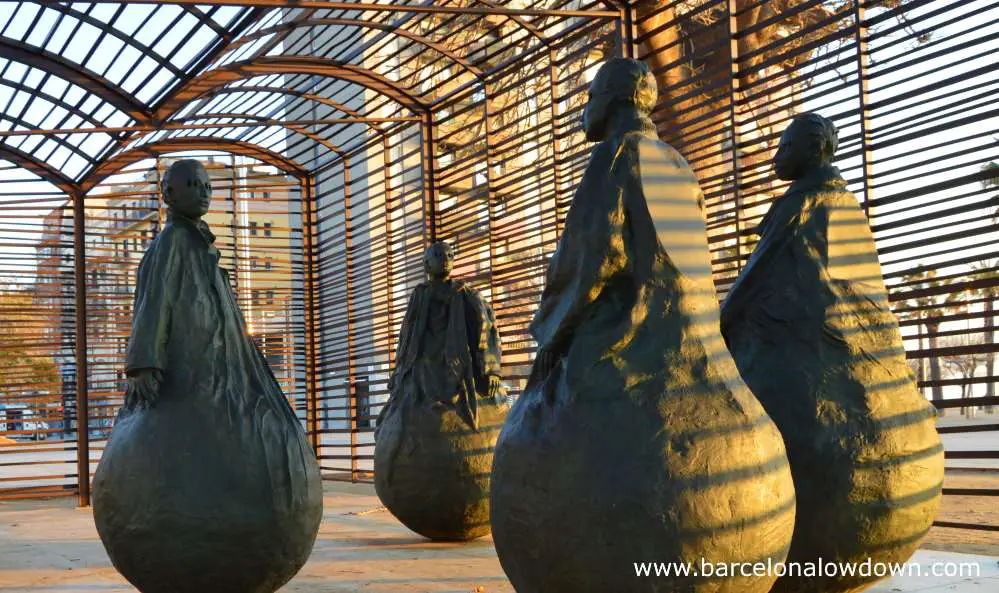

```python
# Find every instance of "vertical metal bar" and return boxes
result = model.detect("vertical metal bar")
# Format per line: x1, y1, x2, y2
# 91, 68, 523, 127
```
853, 0, 874, 216
342, 158, 358, 481
381, 138, 396, 372
548, 48, 563, 241
72, 190, 90, 507
153, 157, 164, 238
301, 176, 321, 455
420, 110, 437, 245
229, 154, 240, 294
483, 83, 498, 300
619, 4, 637, 59
726, 0, 744, 275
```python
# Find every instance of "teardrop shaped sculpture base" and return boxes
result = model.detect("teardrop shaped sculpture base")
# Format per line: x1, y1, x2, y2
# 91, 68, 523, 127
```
375, 396, 508, 541
491, 377, 796, 593
93, 399, 323, 593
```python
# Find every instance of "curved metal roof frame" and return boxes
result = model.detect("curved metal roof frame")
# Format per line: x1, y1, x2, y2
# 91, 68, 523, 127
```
0, 144, 77, 196
82, 136, 308, 194
0, 1, 621, 194
153, 56, 427, 120
222, 17, 485, 78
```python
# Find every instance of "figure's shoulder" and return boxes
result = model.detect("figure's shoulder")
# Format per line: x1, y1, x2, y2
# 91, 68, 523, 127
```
633, 133, 691, 167
808, 184, 862, 217
453, 280, 487, 302
147, 222, 197, 254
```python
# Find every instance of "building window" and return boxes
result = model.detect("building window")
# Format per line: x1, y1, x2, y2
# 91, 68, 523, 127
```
266, 289, 274, 305
263, 222, 272, 237
250, 221, 258, 236
263, 191, 270, 200
264, 259, 272, 271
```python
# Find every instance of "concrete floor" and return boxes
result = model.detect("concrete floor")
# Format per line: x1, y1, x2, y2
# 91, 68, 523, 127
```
0, 482, 996, 592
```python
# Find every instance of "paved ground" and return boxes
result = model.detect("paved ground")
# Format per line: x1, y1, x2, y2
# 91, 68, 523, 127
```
1, 482, 997, 592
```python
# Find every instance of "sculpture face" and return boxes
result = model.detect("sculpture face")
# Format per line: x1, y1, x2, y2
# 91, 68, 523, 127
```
163, 161, 212, 218
581, 59, 657, 143
773, 116, 834, 182
581, 73, 613, 142
424, 242, 454, 279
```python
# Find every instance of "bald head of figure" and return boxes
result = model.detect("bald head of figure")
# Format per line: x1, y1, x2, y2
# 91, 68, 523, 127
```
582, 58, 658, 142
424, 241, 454, 281
161, 159, 212, 219
773, 113, 839, 181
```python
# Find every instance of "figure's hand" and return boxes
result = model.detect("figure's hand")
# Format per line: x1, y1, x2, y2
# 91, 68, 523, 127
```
536, 346, 557, 377
487, 375, 502, 398
125, 368, 163, 411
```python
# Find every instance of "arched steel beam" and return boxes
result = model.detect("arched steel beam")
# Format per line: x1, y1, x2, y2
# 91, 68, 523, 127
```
0, 144, 79, 196
166, 113, 348, 156
28, 3, 186, 79
0, 78, 109, 131
226, 17, 483, 78
81, 137, 307, 194
0, 114, 101, 172
175, 85, 386, 135
154, 56, 425, 122
152, 6, 265, 115
0, 39, 151, 124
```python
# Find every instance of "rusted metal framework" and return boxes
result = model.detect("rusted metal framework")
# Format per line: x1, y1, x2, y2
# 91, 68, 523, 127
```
0, 1, 997, 540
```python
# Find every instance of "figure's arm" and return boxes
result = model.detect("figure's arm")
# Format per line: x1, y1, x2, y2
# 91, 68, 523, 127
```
467, 290, 503, 397
123, 232, 184, 408
811, 196, 883, 289
529, 144, 623, 362
388, 287, 421, 390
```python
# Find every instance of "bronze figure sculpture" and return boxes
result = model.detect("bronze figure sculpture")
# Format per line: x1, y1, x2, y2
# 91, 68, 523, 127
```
720, 113, 943, 593
489, 58, 795, 593
92, 159, 323, 593
374, 241, 508, 541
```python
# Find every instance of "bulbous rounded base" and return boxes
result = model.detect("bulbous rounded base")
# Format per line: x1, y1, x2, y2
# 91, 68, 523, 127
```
93, 401, 323, 593
491, 385, 796, 593
374, 396, 507, 541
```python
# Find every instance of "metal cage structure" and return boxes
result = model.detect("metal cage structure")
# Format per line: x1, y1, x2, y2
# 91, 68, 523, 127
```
0, 1, 997, 541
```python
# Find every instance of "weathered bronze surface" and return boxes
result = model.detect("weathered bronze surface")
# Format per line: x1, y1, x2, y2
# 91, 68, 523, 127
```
489, 58, 795, 593
374, 241, 508, 541
92, 160, 323, 593
721, 113, 944, 593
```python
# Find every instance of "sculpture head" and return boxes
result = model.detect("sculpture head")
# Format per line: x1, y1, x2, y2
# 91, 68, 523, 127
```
162, 159, 212, 219
773, 113, 838, 181
424, 241, 454, 280
582, 58, 657, 142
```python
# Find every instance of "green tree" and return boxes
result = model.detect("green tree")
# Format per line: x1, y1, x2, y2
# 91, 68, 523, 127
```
941, 333, 989, 418
969, 259, 998, 412
0, 285, 58, 408
897, 267, 967, 406
976, 162, 999, 411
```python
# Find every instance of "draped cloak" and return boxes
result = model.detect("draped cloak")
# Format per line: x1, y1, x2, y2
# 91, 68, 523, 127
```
719, 165, 942, 589
489, 115, 795, 593
115, 213, 319, 518
382, 279, 502, 430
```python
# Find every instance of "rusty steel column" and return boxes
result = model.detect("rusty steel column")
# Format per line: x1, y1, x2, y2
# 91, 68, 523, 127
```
853, 0, 875, 216
301, 176, 321, 455
618, 3, 637, 59
72, 190, 91, 507
342, 157, 359, 482
726, 0, 744, 275
420, 110, 437, 245
483, 84, 499, 300
381, 138, 396, 371
548, 48, 564, 242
